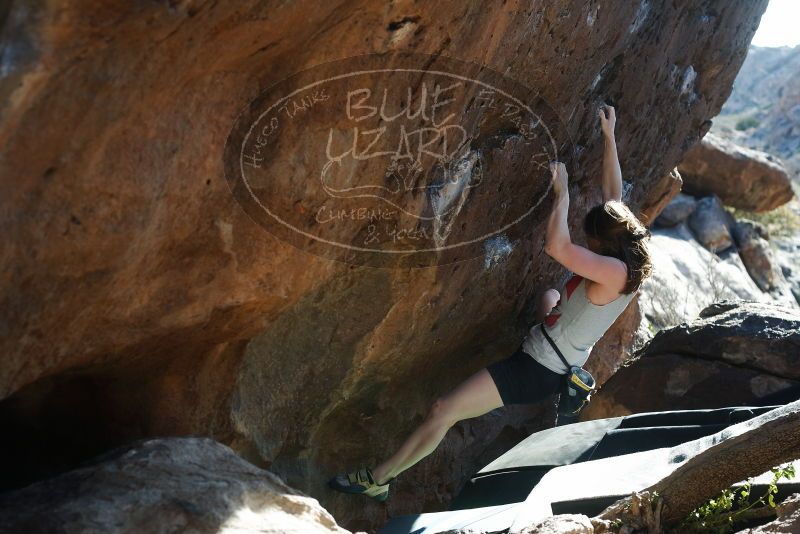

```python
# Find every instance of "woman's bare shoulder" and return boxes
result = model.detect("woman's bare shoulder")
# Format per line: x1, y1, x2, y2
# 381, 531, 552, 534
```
584, 259, 628, 302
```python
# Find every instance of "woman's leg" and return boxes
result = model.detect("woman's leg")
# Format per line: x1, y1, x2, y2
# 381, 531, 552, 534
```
370, 367, 503, 485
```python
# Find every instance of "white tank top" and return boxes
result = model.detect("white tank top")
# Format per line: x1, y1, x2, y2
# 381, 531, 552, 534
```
521, 274, 637, 374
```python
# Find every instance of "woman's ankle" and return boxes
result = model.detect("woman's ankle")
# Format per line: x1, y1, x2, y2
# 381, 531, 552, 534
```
370, 467, 392, 485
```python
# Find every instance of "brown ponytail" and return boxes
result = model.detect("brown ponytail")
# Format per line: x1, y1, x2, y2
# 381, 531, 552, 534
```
584, 200, 653, 294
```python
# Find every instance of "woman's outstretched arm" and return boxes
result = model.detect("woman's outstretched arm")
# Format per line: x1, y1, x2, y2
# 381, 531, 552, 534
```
543, 161, 572, 256
599, 105, 622, 202
544, 161, 628, 288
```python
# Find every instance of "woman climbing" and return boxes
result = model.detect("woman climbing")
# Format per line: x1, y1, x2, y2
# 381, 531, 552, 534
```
327, 104, 653, 502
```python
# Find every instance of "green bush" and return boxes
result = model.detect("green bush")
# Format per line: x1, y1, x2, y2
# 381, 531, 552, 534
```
726, 202, 800, 238
680, 462, 796, 534
735, 116, 760, 131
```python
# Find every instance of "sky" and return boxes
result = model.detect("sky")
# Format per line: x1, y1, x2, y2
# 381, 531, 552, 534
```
751, 0, 800, 47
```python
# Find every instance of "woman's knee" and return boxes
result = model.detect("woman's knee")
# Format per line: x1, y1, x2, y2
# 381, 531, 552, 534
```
542, 288, 560, 310
426, 397, 457, 427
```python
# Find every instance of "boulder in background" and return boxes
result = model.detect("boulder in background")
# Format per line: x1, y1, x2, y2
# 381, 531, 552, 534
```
678, 133, 794, 212
643, 300, 800, 380
582, 301, 800, 420
732, 219, 790, 294
688, 195, 735, 252
655, 192, 698, 228
0, 437, 355, 534
637, 222, 767, 332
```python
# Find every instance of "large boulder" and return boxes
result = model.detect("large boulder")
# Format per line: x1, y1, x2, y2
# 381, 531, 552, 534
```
641, 199, 798, 325
582, 301, 800, 419
731, 219, 792, 295
0, 437, 354, 534
643, 300, 800, 380
688, 194, 735, 251
581, 351, 798, 420
775, 235, 800, 304
678, 132, 794, 211
0, 1, 770, 529
637, 223, 769, 332
654, 191, 697, 227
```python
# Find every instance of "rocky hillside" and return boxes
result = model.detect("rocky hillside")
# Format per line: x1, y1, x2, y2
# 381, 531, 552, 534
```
0, 1, 770, 532
719, 46, 800, 116
714, 45, 800, 180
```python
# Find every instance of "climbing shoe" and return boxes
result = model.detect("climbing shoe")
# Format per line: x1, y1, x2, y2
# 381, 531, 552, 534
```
328, 466, 395, 502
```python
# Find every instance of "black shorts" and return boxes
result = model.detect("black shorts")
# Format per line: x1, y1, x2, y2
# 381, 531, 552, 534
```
487, 346, 563, 405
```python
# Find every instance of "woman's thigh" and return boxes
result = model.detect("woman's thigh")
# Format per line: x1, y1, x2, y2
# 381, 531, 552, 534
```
437, 368, 504, 423
486, 349, 563, 406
